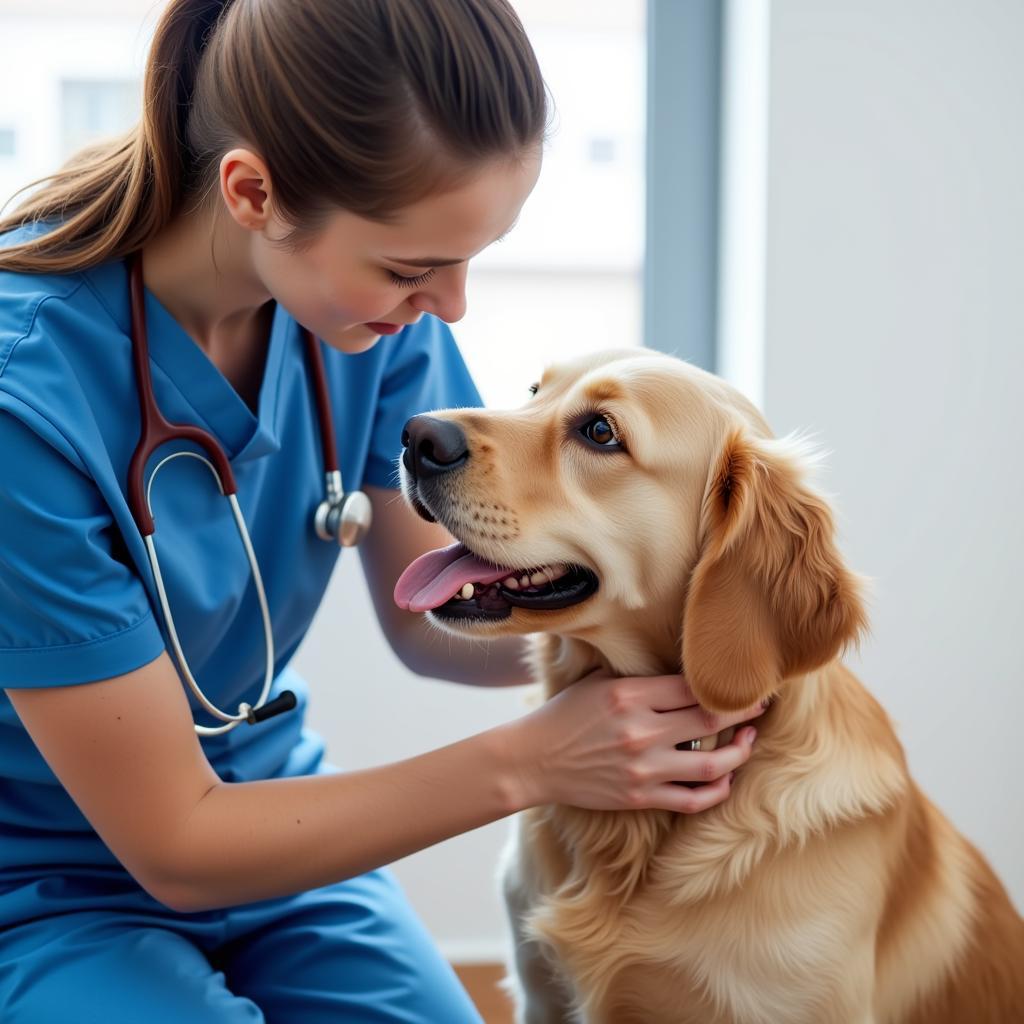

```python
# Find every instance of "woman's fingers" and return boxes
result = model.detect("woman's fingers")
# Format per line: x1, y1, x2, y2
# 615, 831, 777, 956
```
657, 699, 768, 746
632, 672, 699, 711
642, 728, 758, 811
520, 669, 766, 812
655, 767, 736, 814
655, 725, 758, 786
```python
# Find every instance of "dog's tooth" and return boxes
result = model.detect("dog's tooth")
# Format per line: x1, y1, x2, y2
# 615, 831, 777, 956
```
530, 570, 550, 586
459, 583, 475, 600
503, 577, 520, 590
519, 574, 531, 587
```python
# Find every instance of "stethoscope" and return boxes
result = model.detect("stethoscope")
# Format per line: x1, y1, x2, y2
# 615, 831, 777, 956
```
125, 252, 373, 736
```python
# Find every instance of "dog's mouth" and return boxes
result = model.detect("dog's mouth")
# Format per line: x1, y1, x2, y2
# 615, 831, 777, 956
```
394, 542, 599, 621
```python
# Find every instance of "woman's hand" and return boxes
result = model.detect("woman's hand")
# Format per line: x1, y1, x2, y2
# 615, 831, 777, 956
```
505, 671, 767, 813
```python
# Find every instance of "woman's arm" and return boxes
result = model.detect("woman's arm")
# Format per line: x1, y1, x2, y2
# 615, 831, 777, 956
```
358, 484, 534, 686
4, 652, 524, 913
7, 651, 762, 914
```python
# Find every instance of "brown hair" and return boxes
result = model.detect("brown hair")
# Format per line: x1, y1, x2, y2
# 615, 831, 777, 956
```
0, 0, 547, 274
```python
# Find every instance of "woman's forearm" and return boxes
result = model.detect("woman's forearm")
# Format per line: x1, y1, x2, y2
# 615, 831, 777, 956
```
161, 719, 529, 913
400, 619, 534, 686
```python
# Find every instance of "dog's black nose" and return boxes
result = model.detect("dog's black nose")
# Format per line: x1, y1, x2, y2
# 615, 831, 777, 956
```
401, 416, 469, 480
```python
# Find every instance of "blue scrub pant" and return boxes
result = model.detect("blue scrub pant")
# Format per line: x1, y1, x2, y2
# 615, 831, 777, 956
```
0, 868, 484, 1023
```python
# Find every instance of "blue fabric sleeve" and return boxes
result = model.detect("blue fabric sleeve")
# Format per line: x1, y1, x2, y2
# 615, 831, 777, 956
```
0, 410, 165, 688
361, 318, 483, 490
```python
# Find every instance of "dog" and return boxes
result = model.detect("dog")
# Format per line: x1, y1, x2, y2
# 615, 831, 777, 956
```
393, 348, 1024, 1023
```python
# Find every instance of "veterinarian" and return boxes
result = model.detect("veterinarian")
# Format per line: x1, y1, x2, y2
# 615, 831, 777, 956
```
0, 1, 764, 1020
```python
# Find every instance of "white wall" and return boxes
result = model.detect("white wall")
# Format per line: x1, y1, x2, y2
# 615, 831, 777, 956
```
761, 0, 1023, 908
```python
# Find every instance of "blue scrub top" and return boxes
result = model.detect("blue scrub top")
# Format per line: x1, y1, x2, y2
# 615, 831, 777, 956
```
0, 222, 482, 888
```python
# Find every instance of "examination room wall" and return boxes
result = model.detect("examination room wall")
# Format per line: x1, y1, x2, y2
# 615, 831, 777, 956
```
758, 0, 1024, 911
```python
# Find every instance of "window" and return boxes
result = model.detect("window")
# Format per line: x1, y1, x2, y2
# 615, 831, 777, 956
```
60, 80, 140, 161
456, 0, 646, 408
0, 7, 150, 215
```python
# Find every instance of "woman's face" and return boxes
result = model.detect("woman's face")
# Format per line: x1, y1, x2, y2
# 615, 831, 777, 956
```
250, 152, 541, 354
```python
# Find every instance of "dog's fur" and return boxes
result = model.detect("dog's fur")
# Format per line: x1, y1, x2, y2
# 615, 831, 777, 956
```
399, 349, 1024, 1023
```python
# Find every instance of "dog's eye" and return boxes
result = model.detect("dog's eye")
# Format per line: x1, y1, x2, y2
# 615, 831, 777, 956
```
582, 416, 619, 447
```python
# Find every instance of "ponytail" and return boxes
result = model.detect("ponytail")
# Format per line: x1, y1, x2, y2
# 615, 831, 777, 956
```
0, 0, 548, 276
0, 0, 231, 274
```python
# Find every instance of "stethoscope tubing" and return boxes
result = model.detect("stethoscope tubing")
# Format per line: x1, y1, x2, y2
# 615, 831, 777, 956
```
124, 251, 356, 736
126, 253, 238, 538
143, 453, 274, 736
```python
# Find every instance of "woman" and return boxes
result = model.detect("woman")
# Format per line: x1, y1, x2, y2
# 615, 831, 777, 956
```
0, 0, 764, 1020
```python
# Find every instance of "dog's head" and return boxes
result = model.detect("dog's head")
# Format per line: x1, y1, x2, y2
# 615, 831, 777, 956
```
394, 349, 866, 711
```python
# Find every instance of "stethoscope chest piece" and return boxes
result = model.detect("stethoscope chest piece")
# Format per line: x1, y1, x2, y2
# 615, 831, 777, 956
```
315, 472, 373, 546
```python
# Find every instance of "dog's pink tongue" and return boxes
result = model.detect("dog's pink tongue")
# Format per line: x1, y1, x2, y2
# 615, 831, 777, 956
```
394, 542, 514, 612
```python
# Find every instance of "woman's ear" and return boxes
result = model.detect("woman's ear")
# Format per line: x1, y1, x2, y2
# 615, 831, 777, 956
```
681, 428, 868, 713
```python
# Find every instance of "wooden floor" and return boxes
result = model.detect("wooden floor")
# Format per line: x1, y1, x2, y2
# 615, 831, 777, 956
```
452, 963, 514, 1024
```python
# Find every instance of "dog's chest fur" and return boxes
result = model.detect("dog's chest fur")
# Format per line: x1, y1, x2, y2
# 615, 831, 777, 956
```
504, 635, 919, 1023
511, 796, 896, 1023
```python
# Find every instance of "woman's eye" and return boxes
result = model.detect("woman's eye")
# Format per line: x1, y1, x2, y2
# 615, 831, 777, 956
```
388, 268, 437, 289
582, 416, 619, 446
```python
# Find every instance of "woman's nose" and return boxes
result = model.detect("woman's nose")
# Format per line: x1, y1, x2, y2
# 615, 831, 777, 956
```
409, 265, 468, 324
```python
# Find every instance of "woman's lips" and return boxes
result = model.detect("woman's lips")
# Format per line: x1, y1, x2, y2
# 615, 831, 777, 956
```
364, 321, 404, 335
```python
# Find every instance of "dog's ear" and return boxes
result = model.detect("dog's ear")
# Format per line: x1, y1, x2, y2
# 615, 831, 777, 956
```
681, 428, 867, 713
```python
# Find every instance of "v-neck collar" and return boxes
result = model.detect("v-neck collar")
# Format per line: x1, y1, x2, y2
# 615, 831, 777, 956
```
143, 286, 290, 462
85, 259, 292, 464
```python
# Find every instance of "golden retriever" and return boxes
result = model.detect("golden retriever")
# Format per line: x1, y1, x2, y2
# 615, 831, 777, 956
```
393, 348, 1024, 1023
